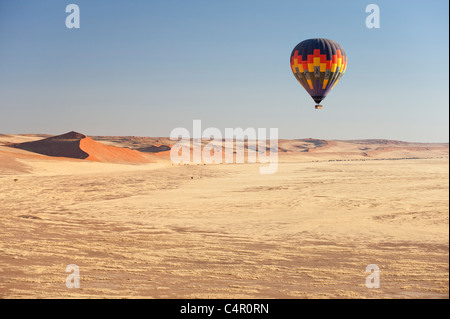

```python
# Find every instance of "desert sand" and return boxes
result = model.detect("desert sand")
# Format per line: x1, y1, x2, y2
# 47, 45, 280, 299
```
0, 133, 448, 298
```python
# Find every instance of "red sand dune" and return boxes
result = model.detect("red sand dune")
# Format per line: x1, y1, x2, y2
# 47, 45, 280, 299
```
9, 131, 149, 164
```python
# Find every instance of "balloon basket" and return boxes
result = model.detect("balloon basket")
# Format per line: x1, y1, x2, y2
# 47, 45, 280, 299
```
315, 105, 323, 109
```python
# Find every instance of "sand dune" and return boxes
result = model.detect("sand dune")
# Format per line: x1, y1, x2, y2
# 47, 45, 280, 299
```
0, 151, 31, 175
7, 131, 149, 164
79, 136, 149, 163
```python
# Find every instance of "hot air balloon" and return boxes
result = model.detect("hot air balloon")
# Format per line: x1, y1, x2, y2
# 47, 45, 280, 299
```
290, 38, 347, 109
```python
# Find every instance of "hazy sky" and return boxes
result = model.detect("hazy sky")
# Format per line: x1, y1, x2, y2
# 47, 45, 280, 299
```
0, 0, 448, 142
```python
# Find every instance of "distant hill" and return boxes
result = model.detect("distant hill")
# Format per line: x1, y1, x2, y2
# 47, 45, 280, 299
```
2, 133, 448, 163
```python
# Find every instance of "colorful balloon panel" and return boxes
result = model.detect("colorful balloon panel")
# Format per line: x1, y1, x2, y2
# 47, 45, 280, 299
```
290, 38, 347, 104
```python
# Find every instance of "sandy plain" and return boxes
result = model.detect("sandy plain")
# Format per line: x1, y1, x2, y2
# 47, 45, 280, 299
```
0, 135, 448, 298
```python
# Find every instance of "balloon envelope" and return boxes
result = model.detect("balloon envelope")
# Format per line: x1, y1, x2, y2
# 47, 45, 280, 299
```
290, 38, 347, 105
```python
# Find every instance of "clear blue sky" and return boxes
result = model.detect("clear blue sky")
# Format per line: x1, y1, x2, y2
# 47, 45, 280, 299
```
0, 0, 448, 142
